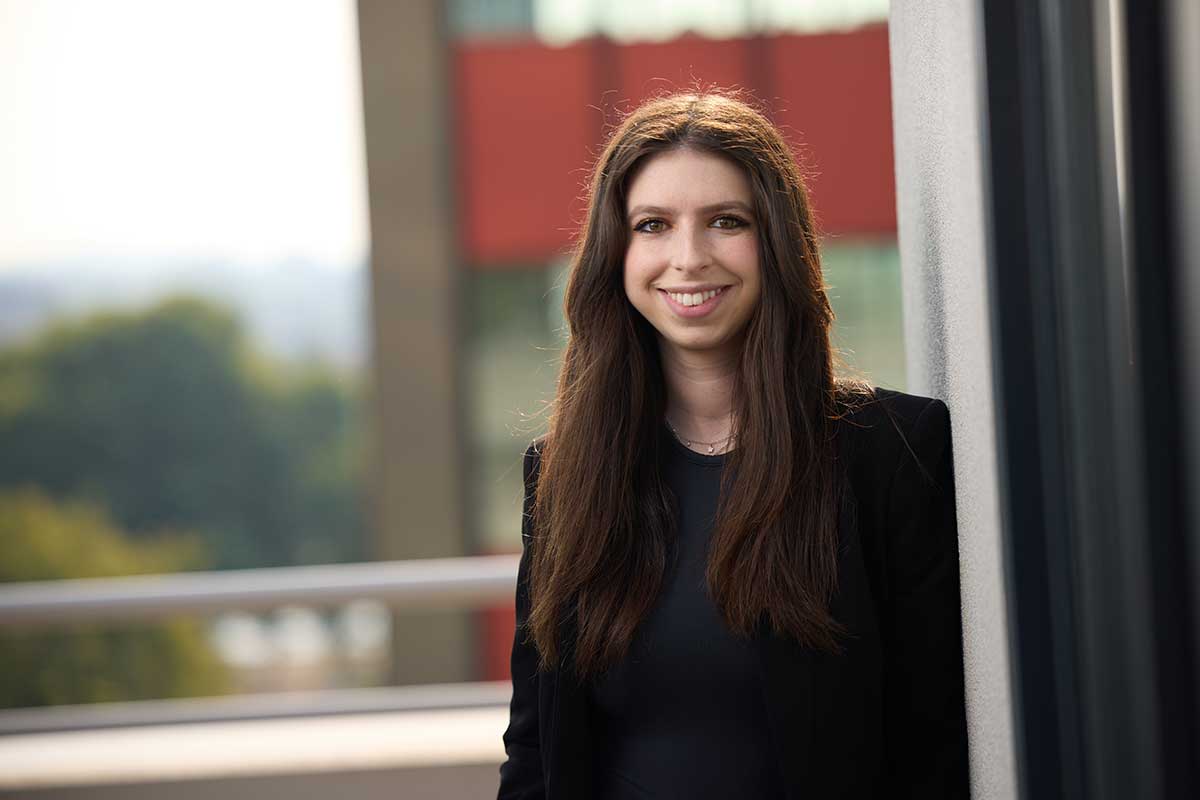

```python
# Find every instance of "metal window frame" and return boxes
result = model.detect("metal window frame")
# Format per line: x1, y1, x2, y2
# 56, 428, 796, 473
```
980, 0, 1199, 797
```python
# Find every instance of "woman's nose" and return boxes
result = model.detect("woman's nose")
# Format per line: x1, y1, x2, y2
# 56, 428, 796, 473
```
668, 226, 711, 272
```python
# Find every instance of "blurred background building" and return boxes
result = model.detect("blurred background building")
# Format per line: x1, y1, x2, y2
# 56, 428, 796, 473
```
2, 0, 1197, 798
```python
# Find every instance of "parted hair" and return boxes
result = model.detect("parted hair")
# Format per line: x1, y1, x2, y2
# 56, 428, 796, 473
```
527, 90, 871, 680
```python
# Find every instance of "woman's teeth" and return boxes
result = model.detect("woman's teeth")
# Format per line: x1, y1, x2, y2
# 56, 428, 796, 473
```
667, 287, 725, 307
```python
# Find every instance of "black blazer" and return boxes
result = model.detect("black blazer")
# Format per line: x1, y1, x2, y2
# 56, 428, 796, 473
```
498, 388, 971, 799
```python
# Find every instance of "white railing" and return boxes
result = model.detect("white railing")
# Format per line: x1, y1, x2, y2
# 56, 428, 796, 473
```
0, 554, 520, 626
0, 555, 521, 735
0, 682, 514, 735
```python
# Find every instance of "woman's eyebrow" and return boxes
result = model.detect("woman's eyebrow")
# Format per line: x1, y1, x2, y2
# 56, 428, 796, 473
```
626, 201, 754, 221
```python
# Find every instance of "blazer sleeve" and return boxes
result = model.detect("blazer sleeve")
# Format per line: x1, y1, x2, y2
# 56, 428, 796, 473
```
882, 398, 971, 797
497, 441, 546, 799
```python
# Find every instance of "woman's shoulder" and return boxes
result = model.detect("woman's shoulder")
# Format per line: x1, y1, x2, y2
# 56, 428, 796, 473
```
837, 384, 944, 428
835, 385, 953, 492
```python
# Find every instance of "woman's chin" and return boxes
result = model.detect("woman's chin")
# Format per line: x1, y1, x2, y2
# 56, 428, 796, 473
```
656, 331, 741, 359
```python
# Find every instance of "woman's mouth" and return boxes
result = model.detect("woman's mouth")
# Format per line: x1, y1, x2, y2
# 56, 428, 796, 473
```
658, 286, 730, 318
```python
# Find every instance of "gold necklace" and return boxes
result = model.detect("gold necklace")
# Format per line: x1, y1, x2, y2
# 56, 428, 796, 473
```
665, 418, 736, 455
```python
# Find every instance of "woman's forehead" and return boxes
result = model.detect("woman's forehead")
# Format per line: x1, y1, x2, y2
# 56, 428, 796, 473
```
625, 148, 753, 211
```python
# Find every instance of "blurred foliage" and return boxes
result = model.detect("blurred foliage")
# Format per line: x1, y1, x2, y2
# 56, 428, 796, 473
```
0, 296, 366, 570
0, 488, 227, 708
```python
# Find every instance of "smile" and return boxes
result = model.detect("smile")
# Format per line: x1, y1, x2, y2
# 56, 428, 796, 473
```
658, 286, 730, 318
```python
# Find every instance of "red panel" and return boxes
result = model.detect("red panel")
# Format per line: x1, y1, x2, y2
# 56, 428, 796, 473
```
454, 25, 895, 267
479, 601, 516, 682
616, 35, 751, 108
768, 25, 896, 236
454, 41, 595, 264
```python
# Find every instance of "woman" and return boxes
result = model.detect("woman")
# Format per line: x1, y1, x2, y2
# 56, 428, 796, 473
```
498, 92, 970, 799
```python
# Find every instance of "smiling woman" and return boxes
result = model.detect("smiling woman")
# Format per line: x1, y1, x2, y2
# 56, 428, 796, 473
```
498, 92, 970, 799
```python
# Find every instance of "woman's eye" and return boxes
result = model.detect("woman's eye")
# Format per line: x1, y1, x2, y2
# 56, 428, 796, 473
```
634, 219, 666, 233
712, 215, 747, 229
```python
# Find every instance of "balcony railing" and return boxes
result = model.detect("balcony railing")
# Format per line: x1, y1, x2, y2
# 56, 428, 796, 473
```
0, 554, 520, 626
0, 555, 521, 735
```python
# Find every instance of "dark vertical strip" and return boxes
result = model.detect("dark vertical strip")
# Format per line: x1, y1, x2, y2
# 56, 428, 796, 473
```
1121, 0, 1200, 794
1039, 0, 1162, 791
979, 0, 1084, 796
1165, 0, 1200, 773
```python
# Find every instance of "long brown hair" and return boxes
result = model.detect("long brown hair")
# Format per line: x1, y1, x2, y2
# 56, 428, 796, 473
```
528, 90, 870, 680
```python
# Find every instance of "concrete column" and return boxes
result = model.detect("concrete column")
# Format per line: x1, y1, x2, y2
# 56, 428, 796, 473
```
888, 6, 1017, 797
357, 0, 472, 684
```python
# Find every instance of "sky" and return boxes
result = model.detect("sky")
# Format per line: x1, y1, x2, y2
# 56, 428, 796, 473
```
0, 0, 370, 272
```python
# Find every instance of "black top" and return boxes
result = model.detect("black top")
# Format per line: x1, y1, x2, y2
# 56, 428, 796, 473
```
589, 425, 785, 799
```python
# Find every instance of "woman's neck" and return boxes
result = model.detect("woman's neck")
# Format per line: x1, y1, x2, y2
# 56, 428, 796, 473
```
659, 340, 738, 445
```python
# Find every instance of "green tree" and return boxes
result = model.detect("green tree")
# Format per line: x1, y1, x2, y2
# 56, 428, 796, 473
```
0, 488, 227, 708
0, 297, 366, 569
256, 364, 367, 565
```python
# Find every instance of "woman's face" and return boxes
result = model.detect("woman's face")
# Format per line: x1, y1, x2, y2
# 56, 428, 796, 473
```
622, 147, 762, 363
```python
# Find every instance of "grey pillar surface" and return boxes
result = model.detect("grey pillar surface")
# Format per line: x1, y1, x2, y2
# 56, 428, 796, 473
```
888, 6, 1017, 798
357, 0, 472, 684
